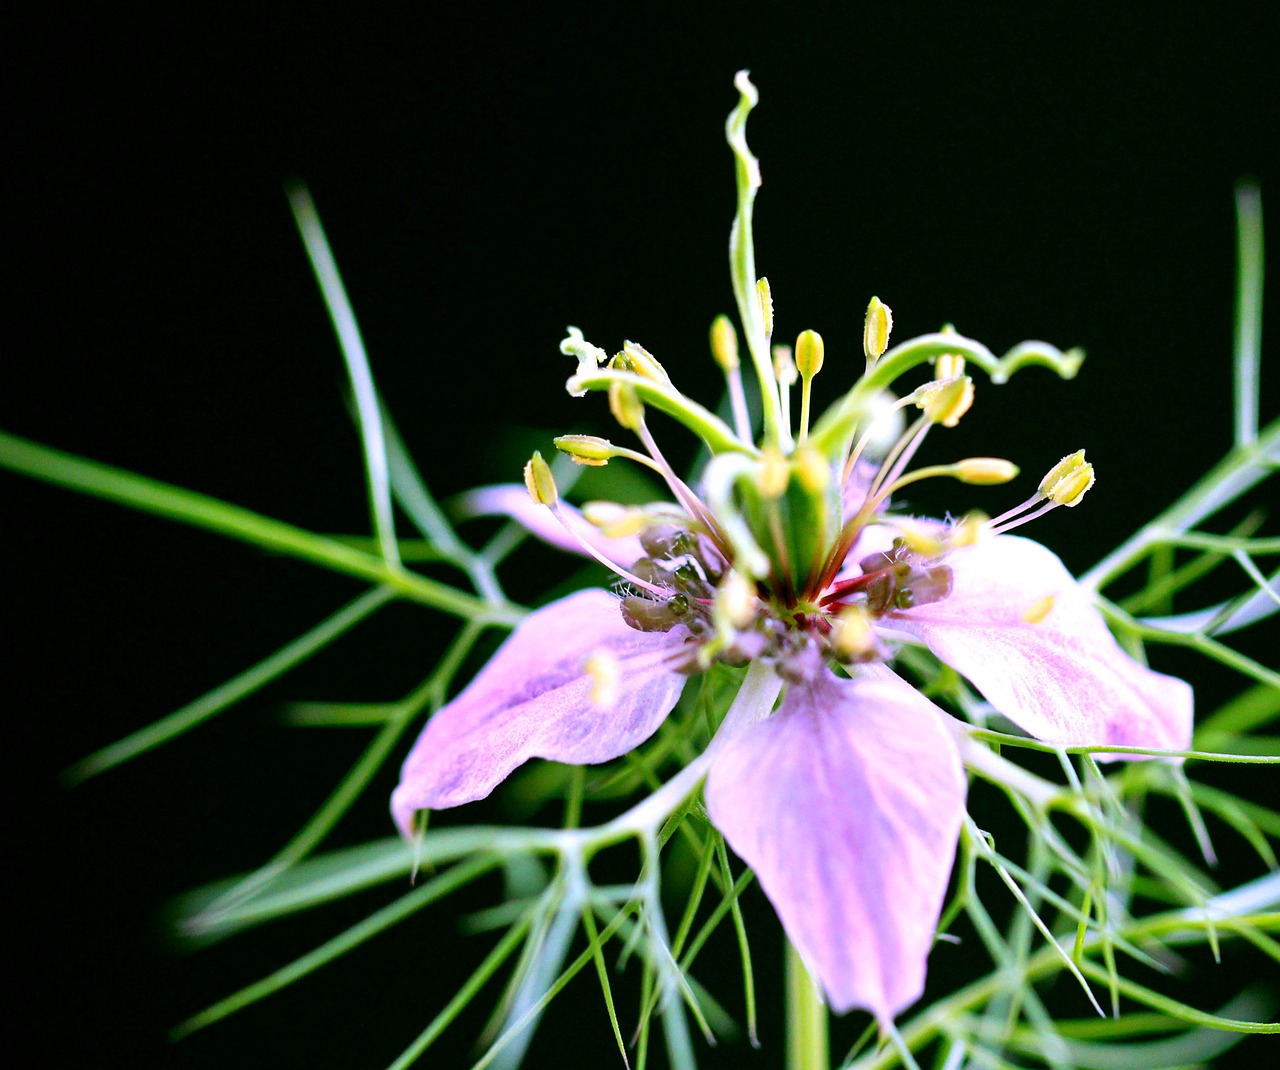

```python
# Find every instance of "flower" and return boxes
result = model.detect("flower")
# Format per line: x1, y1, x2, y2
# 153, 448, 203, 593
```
392, 73, 1192, 1024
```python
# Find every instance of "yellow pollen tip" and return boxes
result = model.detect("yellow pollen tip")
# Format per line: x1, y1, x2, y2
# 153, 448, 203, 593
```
581, 501, 648, 538
894, 519, 945, 559
758, 446, 791, 498
947, 512, 990, 548
934, 352, 966, 380
710, 315, 740, 371
608, 381, 645, 431
953, 457, 1020, 485
832, 605, 878, 660
584, 651, 620, 708
917, 376, 974, 427
795, 329, 825, 379
523, 451, 558, 507
1021, 595, 1057, 624
621, 340, 670, 384
1038, 449, 1087, 496
718, 571, 758, 629
553, 434, 614, 465
1047, 463, 1096, 506
756, 277, 774, 337
792, 446, 830, 494
863, 296, 893, 361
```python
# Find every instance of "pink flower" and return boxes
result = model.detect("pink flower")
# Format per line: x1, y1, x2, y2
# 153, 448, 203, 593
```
393, 471, 1191, 1022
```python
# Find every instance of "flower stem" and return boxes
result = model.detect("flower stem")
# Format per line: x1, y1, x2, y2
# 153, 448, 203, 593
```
786, 939, 830, 1070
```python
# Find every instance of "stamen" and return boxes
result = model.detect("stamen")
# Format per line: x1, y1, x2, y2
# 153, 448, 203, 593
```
863, 295, 893, 363
773, 344, 796, 444
710, 314, 753, 442
547, 502, 670, 597
635, 420, 728, 546
584, 651, 621, 707
553, 434, 664, 472
795, 328, 824, 443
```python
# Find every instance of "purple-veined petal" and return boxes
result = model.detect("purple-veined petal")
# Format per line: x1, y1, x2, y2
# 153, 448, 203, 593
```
706, 669, 966, 1021
456, 484, 644, 567
392, 589, 688, 836
892, 534, 1193, 755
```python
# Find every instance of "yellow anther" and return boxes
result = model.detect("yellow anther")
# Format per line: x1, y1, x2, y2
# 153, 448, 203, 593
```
1038, 449, 1087, 497
795, 329, 825, 379
717, 571, 759, 629
621, 340, 670, 384
608, 381, 645, 431
792, 445, 830, 494
553, 434, 615, 466
773, 344, 797, 386
934, 352, 966, 380
1021, 595, 1057, 624
894, 519, 945, 559
756, 277, 774, 337
1046, 463, 1095, 507
831, 605, 878, 661
917, 376, 974, 427
758, 445, 791, 498
947, 512, 989, 548
584, 651, 620, 708
710, 315, 740, 371
581, 501, 649, 538
863, 296, 893, 361
952, 457, 1020, 485
523, 451, 558, 507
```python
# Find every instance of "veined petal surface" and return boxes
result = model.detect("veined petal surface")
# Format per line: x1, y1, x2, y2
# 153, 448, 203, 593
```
392, 589, 687, 835
706, 669, 965, 1021
893, 534, 1193, 754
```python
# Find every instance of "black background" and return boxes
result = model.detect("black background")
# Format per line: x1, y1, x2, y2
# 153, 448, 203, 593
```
6, 5, 1278, 1068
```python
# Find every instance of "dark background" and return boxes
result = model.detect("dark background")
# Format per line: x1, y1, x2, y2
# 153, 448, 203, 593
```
5, 5, 1278, 1068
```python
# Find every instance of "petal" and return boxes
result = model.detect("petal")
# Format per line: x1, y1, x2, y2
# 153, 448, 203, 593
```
457, 484, 644, 567
392, 589, 688, 835
892, 535, 1193, 754
706, 669, 965, 1021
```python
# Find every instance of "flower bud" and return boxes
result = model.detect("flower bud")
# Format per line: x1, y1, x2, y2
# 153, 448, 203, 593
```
863, 296, 893, 361
553, 434, 615, 466
795, 329, 825, 379
756, 277, 774, 337
710, 315, 740, 371
917, 376, 974, 427
523, 451, 558, 507
952, 457, 1020, 485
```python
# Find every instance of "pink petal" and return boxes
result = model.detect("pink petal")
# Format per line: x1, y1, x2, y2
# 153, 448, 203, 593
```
706, 669, 966, 1021
892, 535, 1193, 754
456, 484, 645, 567
392, 589, 688, 835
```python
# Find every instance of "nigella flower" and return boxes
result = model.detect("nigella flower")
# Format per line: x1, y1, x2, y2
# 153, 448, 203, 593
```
392, 74, 1192, 1025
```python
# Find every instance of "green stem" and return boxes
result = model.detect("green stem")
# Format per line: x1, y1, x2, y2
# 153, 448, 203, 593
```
0, 430, 520, 624
809, 335, 1080, 454
787, 939, 830, 1070
1082, 418, 1280, 592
